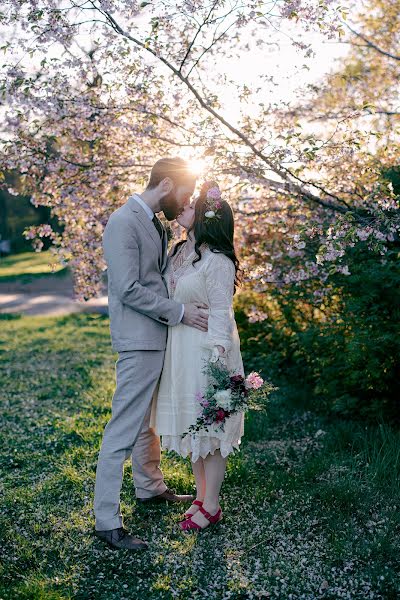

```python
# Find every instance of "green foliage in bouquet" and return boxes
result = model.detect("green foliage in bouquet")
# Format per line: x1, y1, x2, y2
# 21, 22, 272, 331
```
183, 358, 276, 436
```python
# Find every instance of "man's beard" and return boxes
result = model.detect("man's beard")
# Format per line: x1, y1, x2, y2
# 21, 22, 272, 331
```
160, 190, 182, 221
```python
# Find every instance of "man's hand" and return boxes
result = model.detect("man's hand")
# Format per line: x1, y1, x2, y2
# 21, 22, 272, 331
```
182, 303, 209, 332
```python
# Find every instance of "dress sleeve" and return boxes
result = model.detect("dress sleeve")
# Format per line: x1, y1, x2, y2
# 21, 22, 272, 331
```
203, 252, 236, 361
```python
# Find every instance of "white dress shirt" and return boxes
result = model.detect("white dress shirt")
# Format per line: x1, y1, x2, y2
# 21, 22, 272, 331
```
133, 193, 154, 220
133, 194, 184, 323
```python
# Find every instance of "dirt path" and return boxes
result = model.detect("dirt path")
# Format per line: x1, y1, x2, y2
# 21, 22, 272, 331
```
0, 273, 108, 316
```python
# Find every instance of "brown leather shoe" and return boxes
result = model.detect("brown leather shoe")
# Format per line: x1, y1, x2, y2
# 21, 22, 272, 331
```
137, 488, 195, 504
94, 527, 148, 550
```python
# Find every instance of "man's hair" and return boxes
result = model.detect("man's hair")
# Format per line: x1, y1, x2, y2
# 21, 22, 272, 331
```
146, 157, 195, 190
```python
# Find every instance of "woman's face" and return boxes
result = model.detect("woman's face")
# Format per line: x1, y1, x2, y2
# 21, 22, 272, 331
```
176, 197, 196, 230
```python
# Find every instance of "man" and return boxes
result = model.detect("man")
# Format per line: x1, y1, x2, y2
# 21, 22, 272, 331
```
94, 157, 208, 550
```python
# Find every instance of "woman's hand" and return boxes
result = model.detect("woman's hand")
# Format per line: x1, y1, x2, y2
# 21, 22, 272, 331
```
210, 345, 227, 365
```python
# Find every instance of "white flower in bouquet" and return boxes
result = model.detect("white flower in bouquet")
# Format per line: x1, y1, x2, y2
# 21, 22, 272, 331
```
214, 389, 232, 410
205, 210, 216, 218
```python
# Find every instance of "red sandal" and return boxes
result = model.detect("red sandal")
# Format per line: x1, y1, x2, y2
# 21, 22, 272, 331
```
179, 505, 223, 531
183, 499, 203, 518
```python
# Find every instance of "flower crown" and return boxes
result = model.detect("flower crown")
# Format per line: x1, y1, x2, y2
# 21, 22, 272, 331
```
203, 182, 223, 222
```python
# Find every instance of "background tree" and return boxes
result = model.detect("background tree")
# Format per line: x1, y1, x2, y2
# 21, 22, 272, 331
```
1, 0, 399, 418
236, 0, 400, 421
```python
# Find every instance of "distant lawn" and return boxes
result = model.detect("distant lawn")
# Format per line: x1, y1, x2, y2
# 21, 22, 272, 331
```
0, 314, 399, 599
0, 251, 68, 282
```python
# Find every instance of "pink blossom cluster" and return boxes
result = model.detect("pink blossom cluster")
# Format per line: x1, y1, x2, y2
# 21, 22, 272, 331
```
246, 306, 269, 324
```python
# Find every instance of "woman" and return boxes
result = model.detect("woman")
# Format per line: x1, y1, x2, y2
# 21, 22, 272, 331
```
150, 180, 244, 531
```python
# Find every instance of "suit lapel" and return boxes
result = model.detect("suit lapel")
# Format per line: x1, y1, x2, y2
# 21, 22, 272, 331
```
127, 195, 162, 257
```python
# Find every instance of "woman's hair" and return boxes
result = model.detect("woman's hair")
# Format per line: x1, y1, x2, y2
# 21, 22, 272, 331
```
146, 157, 196, 190
172, 180, 242, 292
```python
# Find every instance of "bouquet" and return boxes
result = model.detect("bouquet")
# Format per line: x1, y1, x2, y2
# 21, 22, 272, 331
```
183, 358, 276, 436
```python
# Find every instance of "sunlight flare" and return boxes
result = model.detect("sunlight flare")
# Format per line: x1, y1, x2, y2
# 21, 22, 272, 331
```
187, 158, 207, 176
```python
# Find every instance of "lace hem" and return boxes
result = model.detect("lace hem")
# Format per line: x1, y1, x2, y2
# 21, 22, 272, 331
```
161, 434, 241, 463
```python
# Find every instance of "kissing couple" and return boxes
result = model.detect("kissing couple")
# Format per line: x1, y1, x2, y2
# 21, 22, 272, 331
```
94, 157, 244, 550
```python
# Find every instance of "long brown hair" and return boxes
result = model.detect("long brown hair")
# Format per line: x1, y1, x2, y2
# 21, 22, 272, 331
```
172, 180, 242, 292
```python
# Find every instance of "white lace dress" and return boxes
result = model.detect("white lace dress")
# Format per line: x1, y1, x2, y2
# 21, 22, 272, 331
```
150, 244, 245, 463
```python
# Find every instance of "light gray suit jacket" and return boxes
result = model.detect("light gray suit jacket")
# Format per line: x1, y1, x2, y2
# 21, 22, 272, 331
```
102, 195, 183, 352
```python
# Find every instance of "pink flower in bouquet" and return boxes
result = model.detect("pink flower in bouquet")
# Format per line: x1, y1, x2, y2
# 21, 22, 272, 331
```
195, 391, 204, 403
245, 372, 264, 390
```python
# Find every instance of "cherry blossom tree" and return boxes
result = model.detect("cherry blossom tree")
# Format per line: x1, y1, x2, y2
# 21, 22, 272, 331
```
259, 0, 400, 296
1, 0, 398, 303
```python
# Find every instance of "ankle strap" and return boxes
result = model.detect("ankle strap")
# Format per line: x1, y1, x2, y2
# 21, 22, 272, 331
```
199, 505, 221, 523
193, 500, 203, 507
199, 506, 214, 521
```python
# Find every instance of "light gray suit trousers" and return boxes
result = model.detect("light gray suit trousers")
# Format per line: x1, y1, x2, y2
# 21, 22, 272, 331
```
94, 350, 166, 531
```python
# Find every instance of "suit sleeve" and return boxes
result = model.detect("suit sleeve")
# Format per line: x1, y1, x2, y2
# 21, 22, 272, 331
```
103, 214, 183, 326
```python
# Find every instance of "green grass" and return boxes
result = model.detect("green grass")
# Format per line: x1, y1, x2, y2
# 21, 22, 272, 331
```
0, 251, 67, 282
0, 314, 399, 599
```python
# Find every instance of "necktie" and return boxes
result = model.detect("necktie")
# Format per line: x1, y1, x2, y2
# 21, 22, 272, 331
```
152, 215, 165, 268
152, 215, 163, 239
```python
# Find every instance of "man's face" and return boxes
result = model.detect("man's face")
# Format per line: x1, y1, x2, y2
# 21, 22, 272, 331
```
160, 180, 196, 221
